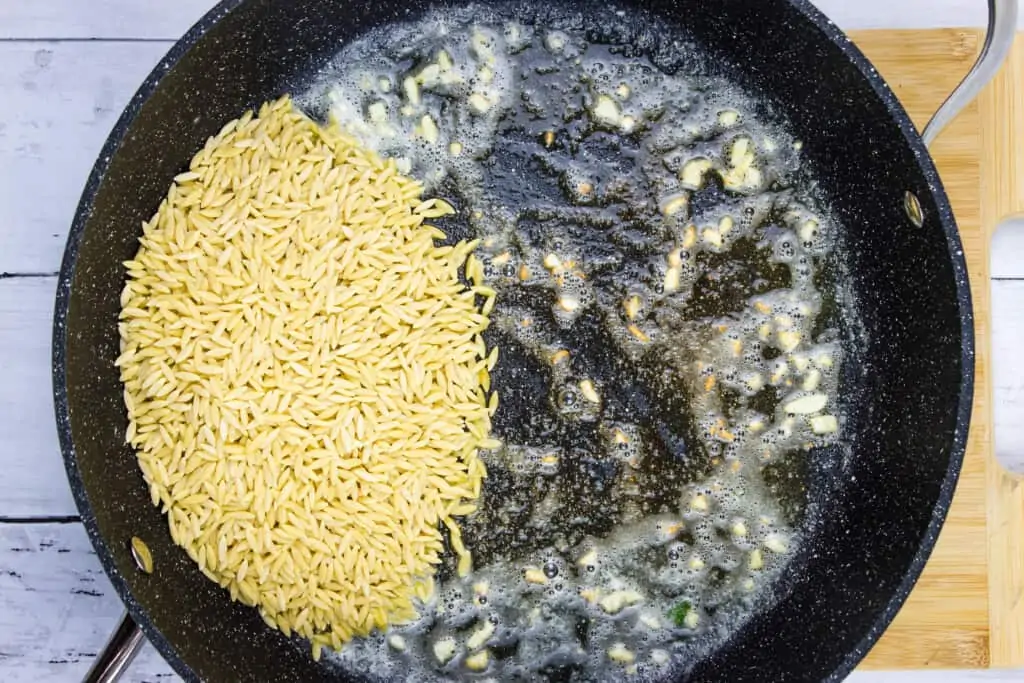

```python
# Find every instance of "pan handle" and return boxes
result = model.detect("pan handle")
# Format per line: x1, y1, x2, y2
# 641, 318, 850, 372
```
83, 612, 146, 683
921, 0, 1018, 146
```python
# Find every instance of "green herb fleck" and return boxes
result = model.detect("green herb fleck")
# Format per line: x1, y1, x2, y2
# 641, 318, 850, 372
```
668, 600, 692, 628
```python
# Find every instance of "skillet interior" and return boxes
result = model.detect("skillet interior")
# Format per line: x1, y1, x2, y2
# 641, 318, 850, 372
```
53, 0, 972, 680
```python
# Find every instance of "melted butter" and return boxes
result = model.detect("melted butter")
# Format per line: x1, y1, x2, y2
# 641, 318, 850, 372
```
301, 4, 850, 681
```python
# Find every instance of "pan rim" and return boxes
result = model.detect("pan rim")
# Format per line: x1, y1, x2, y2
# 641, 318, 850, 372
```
786, 1, 975, 679
53, 1, 248, 680
51, 1, 975, 681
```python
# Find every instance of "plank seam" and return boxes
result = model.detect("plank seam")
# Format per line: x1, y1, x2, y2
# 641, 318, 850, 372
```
0, 516, 81, 524
0, 272, 59, 279
0, 37, 176, 44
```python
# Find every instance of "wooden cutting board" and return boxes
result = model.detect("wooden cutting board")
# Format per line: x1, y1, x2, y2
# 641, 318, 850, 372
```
846, 29, 1024, 670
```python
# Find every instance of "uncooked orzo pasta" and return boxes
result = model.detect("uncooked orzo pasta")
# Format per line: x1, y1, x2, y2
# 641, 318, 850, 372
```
116, 95, 498, 659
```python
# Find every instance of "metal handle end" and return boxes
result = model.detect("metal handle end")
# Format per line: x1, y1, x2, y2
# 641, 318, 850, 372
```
922, 0, 1018, 146
83, 612, 146, 683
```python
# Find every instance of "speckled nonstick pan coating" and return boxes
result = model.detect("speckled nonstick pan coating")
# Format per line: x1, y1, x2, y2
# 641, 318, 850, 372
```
52, 1, 972, 681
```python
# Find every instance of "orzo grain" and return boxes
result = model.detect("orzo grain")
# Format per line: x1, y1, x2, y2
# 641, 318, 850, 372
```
117, 95, 496, 657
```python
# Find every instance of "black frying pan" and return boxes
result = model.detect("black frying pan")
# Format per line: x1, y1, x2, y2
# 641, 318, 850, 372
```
52, 0, 1008, 681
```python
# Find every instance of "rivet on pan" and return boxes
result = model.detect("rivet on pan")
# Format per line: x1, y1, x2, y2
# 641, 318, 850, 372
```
130, 536, 154, 574
903, 191, 924, 228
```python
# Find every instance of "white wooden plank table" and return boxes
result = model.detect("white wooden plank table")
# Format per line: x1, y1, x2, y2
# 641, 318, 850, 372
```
1, 1, 1023, 681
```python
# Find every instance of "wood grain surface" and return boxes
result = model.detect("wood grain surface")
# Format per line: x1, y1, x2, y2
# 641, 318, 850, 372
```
0, 42, 169, 274
978, 31, 1024, 672
0, 523, 175, 682
851, 29, 1024, 670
